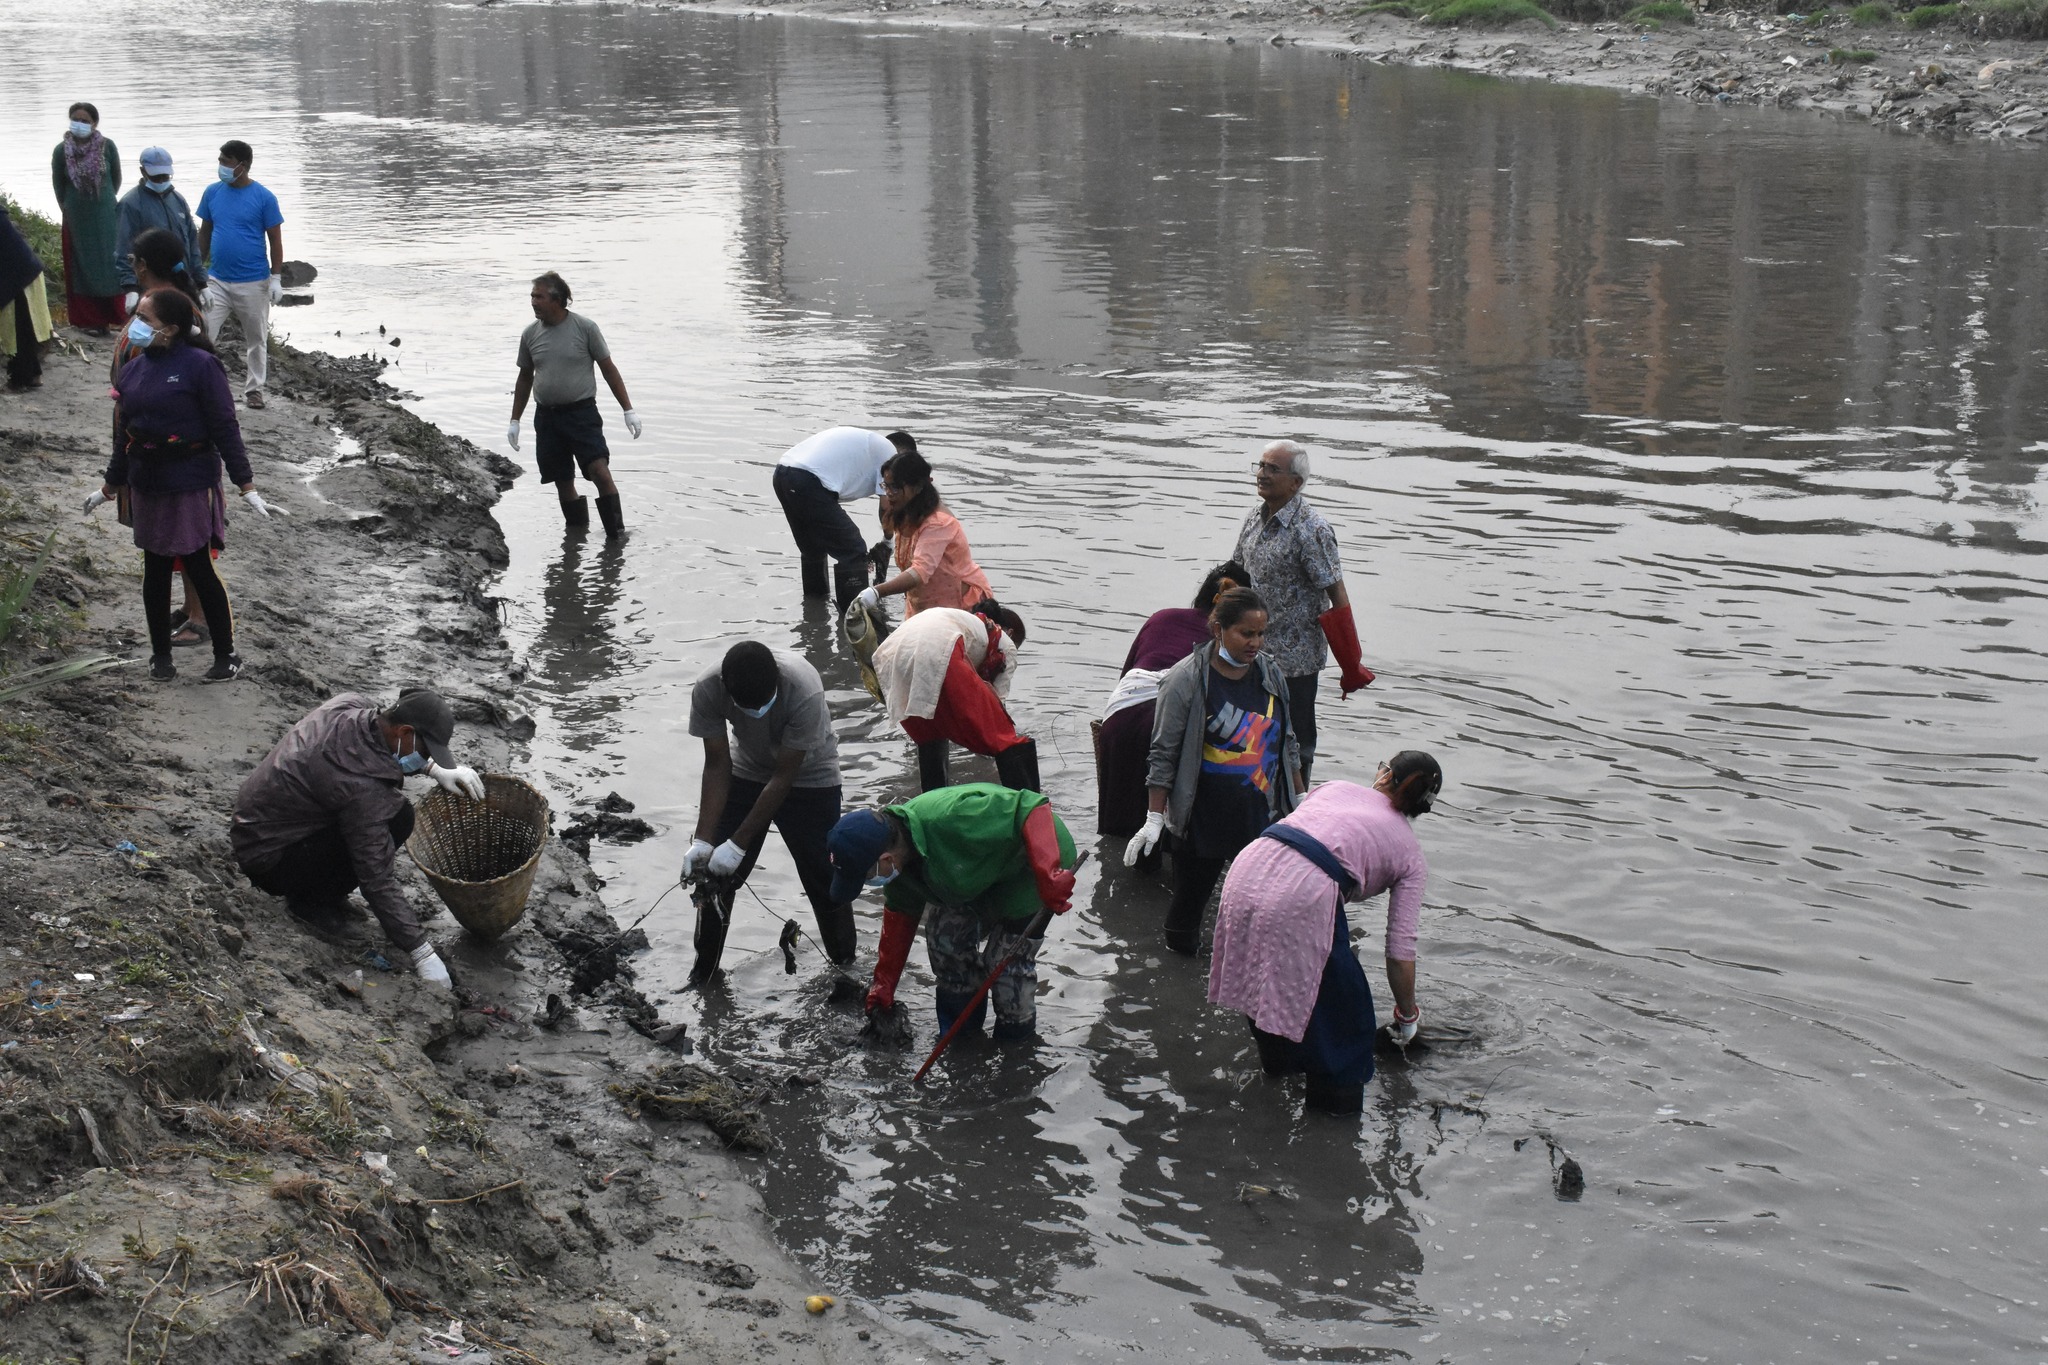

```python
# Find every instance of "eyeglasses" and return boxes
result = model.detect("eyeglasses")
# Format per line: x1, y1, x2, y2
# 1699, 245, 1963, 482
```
1255, 461, 1292, 476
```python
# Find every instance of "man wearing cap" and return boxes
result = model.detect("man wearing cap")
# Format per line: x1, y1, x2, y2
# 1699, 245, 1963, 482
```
230, 689, 485, 989
827, 783, 1078, 1041
679, 641, 857, 984
113, 147, 205, 311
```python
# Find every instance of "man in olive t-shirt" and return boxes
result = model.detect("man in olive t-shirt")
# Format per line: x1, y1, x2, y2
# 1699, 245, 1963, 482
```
507, 270, 641, 540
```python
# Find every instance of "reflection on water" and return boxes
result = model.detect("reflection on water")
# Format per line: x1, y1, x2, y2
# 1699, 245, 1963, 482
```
5, 3, 2045, 1361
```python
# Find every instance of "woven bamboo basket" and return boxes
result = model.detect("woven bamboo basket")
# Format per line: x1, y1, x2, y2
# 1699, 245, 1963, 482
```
406, 774, 550, 941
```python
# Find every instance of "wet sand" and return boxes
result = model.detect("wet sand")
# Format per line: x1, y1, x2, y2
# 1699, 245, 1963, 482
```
0, 336, 913, 1364
688, 0, 2048, 141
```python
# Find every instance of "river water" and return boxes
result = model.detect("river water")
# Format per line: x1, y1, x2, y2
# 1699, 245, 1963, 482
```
5, 3, 2046, 1360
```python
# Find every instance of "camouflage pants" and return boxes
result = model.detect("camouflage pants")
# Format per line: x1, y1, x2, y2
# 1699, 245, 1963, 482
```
925, 902, 1043, 1040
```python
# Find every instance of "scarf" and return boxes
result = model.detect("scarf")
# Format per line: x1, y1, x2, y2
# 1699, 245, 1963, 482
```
63, 131, 106, 193
976, 624, 1009, 683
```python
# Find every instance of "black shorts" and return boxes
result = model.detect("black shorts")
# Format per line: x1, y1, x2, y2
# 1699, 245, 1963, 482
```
534, 398, 611, 485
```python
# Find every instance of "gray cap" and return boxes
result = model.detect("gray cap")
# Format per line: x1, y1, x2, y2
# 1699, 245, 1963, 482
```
139, 146, 172, 173
384, 688, 455, 767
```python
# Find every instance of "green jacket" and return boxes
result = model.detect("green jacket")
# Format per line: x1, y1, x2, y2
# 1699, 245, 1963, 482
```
883, 784, 1077, 925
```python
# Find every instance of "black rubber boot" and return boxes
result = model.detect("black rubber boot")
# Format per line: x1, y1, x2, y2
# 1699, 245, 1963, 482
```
935, 991, 987, 1038
993, 738, 1040, 793
800, 551, 830, 598
1304, 1075, 1365, 1116
832, 558, 868, 615
815, 901, 858, 965
1252, 1025, 1305, 1077
1163, 889, 1202, 956
560, 495, 590, 527
595, 493, 625, 540
917, 741, 951, 793
991, 1016, 1037, 1043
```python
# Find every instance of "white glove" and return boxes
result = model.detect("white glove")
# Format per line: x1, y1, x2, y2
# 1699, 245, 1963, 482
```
1124, 810, 1165, 867
680, 839, 715, 880
855, 586, 881, 612
410, 942, 452, 989
506, 419, 521, 451
1389, 1006, 1420, 1046
242, 488, 284, 518
707, 839, 746, 879
266, 273, 283, 305
82, 489, 111, 517
124, 291, 139, 314
623, 409, 642, 439
427, 761, 485, 801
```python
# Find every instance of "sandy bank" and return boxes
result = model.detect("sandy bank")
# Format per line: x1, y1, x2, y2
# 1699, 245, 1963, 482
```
0, 334, 915, 1363
686, 0, 2048, 142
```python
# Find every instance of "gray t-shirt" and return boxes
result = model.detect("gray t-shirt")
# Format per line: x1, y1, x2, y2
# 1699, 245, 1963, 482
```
688, 650, 840, 789
517, 312, 611, 407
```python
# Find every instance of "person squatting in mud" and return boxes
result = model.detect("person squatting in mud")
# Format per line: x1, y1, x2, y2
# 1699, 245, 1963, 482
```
680, 641, 860, 984
1207, 754, 1443, 1115
870, 597, 1038, 794
827, 784, 1078, 1041
507, 271, 640, 540
230, 688, 487, 989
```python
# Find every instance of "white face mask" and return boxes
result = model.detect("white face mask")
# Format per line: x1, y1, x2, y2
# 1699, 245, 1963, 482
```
1217, 643, 1248, 668
216, 163, 237, 184
68, 119, 93, 139
737, 690, 777, 720
144, 173, 173, 193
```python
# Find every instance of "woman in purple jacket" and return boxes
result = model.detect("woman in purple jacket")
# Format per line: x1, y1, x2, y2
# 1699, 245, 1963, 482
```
90, 288, 277, 682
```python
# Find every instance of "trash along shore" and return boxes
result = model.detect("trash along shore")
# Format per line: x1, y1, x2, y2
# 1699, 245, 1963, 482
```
690, 0, 2048, 143
0, 335, 914, 1364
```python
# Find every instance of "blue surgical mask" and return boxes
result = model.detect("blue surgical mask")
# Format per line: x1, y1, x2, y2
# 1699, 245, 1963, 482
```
216, 163, 236, 184
68, 120, 93, 139
125, 316, 157, 349
395, 746, 430, 775
144, 175, 173, 193
737, 690, 777, 720
864, 869, 898, 889
1217, 644, 1248, 668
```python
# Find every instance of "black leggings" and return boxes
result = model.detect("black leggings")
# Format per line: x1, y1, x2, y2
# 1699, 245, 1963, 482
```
1163, 851, 1228, 953
143, 549, 233, 659
7, 290, 40, 388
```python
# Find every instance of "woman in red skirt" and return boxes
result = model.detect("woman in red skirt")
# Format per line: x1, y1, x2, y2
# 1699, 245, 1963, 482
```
50, 101, 125, 333
873, 599, 1038, 793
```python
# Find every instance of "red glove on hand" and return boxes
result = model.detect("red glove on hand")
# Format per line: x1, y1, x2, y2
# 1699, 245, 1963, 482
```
1020, 803, 1075, 914
865, 908, 919, 1014
1318, 605, 1376, 698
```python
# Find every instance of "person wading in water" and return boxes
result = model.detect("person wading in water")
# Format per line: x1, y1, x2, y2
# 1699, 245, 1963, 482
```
507, 271, 641, 540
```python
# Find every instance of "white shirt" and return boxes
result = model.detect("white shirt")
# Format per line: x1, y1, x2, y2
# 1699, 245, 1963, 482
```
776, 427, 893, 501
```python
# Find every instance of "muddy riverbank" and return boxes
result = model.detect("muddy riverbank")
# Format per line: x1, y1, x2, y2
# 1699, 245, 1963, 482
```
0, 335, 912, 1364
689, 0, 2048, 141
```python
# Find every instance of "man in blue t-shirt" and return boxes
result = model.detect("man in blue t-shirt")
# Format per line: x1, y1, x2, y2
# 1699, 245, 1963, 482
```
196, 139, 285, 409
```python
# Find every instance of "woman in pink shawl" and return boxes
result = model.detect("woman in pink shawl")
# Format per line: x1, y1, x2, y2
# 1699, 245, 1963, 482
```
1208, 752, 1443, 1116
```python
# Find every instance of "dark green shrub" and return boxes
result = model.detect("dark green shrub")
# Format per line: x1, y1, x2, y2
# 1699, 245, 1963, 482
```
1828, 44, 1880, 57
1849, 2, 1894, 22
1902, 2, 1955, 23
1625, 0, 1694, 21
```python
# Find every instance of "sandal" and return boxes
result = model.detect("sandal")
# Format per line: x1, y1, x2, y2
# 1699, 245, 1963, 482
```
169, 620, 210, 648
168, 608, 189, 631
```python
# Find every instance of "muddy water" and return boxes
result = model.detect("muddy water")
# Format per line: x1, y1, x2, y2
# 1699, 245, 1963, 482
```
6, 3, 2046, 1359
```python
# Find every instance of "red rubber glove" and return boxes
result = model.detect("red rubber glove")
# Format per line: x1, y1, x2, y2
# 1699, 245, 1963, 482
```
1020, 803, 1075, 914
1318, 605, 1376, 698
865, 908, 919, 1014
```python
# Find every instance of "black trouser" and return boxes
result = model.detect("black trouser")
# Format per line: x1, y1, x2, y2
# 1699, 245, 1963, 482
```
707, 778, 857, 963
771, 464, 868, 600
7, 290, 40, 388
144, 548, 233, 659
1163, 850, 1227, 954
1287, 671, 1319, 781
243, 806, 416, 939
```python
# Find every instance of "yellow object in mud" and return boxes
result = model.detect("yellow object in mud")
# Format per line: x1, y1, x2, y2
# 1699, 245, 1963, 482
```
842, 599, 886, 706
805, 1295, 835, 1314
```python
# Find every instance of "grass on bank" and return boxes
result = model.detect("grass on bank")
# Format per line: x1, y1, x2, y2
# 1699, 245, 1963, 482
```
1829, 44, 1881, 58
1624, 0, 1695, 23
1804, 0, 2048, 33
1356, 0, 1558, 26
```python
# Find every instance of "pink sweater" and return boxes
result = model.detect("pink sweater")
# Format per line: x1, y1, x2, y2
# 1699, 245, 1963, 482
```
1208, 781, 1428, 1042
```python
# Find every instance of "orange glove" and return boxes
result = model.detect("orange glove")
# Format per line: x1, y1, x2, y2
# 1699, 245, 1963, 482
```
865, 908, 918, 1014
1020, 804, 1074, 913
1318, 605, 1376, 698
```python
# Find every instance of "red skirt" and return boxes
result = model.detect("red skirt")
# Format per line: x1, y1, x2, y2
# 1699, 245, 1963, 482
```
61, 226, 125, 329
901, 638, 1027, 757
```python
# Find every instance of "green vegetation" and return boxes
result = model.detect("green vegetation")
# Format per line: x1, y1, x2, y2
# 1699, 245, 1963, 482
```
1625, 0, 1693, 21
1902, 2, 1956, 22
1972, 0, 2048, 34
1849, 1, 1895, 21
1829, 44, 1881, 58
1358, 0, 1557, 23
116, 953, 175, 988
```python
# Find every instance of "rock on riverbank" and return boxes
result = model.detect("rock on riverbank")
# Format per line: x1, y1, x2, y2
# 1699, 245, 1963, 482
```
0, 336, 908, 1363
693, 0, 2048, 141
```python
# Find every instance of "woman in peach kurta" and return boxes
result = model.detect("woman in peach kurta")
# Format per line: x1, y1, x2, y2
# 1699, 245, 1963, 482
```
859, 450, 993, 617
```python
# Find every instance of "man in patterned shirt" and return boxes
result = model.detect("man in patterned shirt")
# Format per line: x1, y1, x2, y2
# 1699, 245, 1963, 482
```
1232, 440, 1374, 779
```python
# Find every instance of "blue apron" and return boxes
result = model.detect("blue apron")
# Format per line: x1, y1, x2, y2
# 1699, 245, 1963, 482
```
1259, 824, 1376, 1087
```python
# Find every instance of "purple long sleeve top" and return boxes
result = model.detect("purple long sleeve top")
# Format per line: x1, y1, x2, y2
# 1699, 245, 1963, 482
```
108, 345, 252, 493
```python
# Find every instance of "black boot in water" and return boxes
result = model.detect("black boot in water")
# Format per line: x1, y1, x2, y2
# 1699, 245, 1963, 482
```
917, 741, 951, 793
1304, 1075, 1365, 1116
596, 493, 625, 540
815, 902, 858, 965
994, 738, 1040, 792
832, 558, 868, 615
560, 495, 589, 527
800, 552, 830, 598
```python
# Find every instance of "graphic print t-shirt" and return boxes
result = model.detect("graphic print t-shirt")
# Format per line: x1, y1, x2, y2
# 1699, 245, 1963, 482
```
1187, 663, 1280, 859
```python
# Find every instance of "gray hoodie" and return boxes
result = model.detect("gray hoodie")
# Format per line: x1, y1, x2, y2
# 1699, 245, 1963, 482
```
230, 693, 422, 950
1145, 642, 1303, 839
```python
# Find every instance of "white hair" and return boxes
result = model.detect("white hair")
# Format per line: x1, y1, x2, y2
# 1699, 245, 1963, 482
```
1262, 439, 1309, 482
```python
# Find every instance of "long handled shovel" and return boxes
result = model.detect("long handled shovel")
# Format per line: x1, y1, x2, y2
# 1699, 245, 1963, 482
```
910, 852, 1087, 1086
